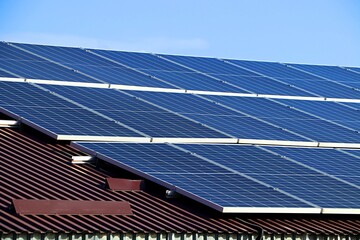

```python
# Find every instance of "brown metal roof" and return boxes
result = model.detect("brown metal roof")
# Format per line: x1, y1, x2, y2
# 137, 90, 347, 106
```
1, 127, 359, 235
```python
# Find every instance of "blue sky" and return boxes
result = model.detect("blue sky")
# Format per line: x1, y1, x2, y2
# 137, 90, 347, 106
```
1, 0, 360, 66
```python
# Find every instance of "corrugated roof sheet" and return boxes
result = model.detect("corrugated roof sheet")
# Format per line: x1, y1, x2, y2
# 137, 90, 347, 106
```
1, 127, 359, 235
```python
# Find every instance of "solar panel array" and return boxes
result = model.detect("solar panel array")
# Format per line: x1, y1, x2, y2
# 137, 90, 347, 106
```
0, 41, 359, 214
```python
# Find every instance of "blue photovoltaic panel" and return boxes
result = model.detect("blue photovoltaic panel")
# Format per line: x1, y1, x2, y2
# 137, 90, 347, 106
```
44, 85, 228, 138
178, 144, 360, 208
13, 43, 120, 67
152, 173, 310, 208
275, 78, 360, 98
13, 43, 175, 87
183, 114, 306, 141
91, 50, 190, 72
129, 91, 238, 115
64, 64, 174, 87
0, 82, 142, 137
264, 146, 360, 186
289, 64, 360, 83
0, 42, 41, 61
128, 91, 308, 141
277, 99, 360, 131
253, 174, 359, 208
204, 96, 315, 120
348, 67, 360, 75
179, 144, 314, 175
0, 59, 98, 83
0, 43, 97, 82
228, 60, 322, 80
75, 142, 312, 208
198, 95, 360, 143
143, 70, 248, 92
209, 74, 314, 96
160, 54, 259, 76
0, 68, 17, 78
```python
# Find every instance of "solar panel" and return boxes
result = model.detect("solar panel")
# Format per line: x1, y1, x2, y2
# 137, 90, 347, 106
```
160, 54, 259, 76
73, 142, 360, 212
73, 142, 316, 212
289, 64, 360, 83
91, 50, 189, 72
178, 144, 360, 208
0, 43, 97, 83
0, 82, 142, 139
271, 78, 360, 98
43, 85, 229, 138
277, 99, 360, 130
264, 146, 360, 187
13, 43, 176, 87
128, 91, 309, 141
227, 60, 322, 80
142, 70, 247, 92
2, 42, 360, 215
204, 96, 360, 142
207, 74, 314, 96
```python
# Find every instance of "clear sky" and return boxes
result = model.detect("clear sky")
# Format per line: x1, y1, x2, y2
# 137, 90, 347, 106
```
1, 0, 360, 66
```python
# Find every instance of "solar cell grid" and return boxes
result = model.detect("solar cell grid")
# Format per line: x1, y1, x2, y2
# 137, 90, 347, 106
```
76, 142, 314, 209
268, 118, 360, 143
4, 105, 140, 137
179, 144, 314, 175
0, 68, 18, 78
277, 100, 360, 131
0, 82, 142, 137
160, 54, 260, 76
102, 110, 227, 138
0, 42, 42, 61
66, 64, 174, 87
0, 59, 97, 83
204, 96, 316, 120
43, 85, 228, 138
91, 50, 189, 72
153, 173, 312, 208
143, 70, 247, 92
273, 78, 360, 98
207, 74, 314, 96
227, 60, 322, 80
128, 91, 238, 115
183, 114, 307, 141
14, 43, 120, 67
265, 146, 360, 181
253, 174, 360, 208
289, 64, 360, 83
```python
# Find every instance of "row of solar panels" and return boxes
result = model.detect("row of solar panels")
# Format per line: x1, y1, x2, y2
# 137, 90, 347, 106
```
72, 142, 360, 213
1, 42, 360, 98
2, 81, 360, 147
1, 80, 359, 213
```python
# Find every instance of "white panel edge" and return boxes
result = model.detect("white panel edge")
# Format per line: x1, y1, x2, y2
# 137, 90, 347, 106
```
151, 138, 238, 143
325, 98, 360, 103
257, 94, 325, 101
0, 77, 25, 82
221, 207, 321, 214
187, 90, 258, 97
319, 142, 360, 148
0, 120, 18, 126
71, 156, 93, 161
322, 208, 360, 214
238, 139, 318, 147
56, 135, 151, 142
26, 79, 110, 88
110, 84, 186, 93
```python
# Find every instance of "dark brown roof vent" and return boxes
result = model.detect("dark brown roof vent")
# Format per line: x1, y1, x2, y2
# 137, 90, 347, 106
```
106, 178, 144, 191
13, 199, 133, 215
